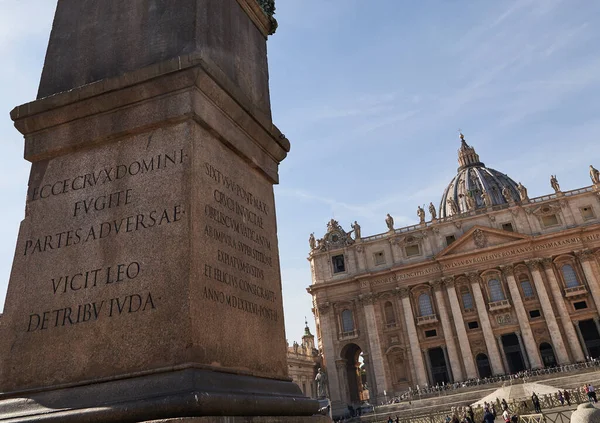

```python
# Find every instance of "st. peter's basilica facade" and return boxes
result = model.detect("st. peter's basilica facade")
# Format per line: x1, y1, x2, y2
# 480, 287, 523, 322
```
307, 135, 600, 410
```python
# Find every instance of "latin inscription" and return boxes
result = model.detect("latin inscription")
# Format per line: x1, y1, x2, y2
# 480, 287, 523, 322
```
23, 149, 188, 332
201, 162, 279, 321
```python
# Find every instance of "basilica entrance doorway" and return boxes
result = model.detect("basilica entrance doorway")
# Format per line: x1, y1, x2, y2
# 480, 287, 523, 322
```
428, 347, 450, 384
476, 353, 492, 378
341, 343, 364, 404
579, 320, 600, 358
539, 343, 556, 367
501, 333, 526, 373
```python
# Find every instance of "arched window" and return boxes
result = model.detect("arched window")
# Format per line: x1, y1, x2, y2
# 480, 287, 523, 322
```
418, 293, 434, 316
384, 301, 396, 325
341, 309, 354, 333
460, 286, 474, 310
488, 279, 505, 302
561, 264, 579, 288
518, 275, 535, 298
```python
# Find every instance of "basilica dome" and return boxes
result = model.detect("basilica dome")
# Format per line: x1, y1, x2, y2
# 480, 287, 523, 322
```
438, 134, 521, 219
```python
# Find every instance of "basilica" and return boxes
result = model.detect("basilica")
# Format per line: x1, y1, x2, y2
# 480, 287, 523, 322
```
307, 134, 600, 411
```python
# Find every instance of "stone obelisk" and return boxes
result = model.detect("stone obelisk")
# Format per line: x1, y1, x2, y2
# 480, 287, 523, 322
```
0, 1, 323, 421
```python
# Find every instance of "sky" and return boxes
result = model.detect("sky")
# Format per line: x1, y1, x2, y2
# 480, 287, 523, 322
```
0, 0, 599, 345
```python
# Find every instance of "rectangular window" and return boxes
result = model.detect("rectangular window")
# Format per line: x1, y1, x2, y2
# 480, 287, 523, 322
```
446, 235, 456, 246
467, 321, 479, 330
332, 255, 346, 273
541, 214, 559, 227
405, 244, 420, 257
501, 223, 514, 232
574, 301, 588, 310
529, 309, 541, 319
374, 251, 386, 265
581, 206, 595, 221
424, 329, 437, 338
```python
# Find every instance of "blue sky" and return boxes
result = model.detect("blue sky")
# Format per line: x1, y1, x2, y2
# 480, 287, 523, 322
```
0, 0, 599, 344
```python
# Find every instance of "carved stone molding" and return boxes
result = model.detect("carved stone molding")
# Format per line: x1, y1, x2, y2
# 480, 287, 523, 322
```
467, 273, 482, 284
356, 245, 365, 254
575, 249, 595, 261
358, 293, 377, 305
442, 276, 455, 288
541, 257, 555, 268
500, 265, 515, 277
488, 215, 496, 223
454, 221, 462, 229
316, 302, 331, 315
429, 280, 443, 290
526, 259, 543, 272
559, 199, 569, 208
473, 229, 488, 249
398, 287, 410, 299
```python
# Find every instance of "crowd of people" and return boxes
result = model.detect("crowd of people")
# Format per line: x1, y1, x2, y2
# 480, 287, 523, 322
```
385, 359, 600, 402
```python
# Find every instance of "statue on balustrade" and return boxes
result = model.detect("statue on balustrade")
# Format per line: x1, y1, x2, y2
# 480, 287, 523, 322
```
429, 202, 437, 219
309, 233, 316, 250
351, 221, 361, 240
385, 213, 394, 231
417, 206, 426, 223
447, 198, 459, 215
550, 175, 561, 193
590, 165, 600, 185
465, 192, 476, 211
501, 185, 513, 203
481, 189, 492, 207
517, 182, 529, 202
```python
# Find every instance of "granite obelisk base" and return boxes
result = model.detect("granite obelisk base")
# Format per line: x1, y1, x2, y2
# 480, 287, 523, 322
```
0, 1, 321, 421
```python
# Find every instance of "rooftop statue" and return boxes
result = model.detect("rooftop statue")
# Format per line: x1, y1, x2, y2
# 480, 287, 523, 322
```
351, 221, 361, 240
308, 233, 316, 251
481, 189, 492, 207
501, 185, 513, 203
517, 182, 529, 202
590, 165, 600, 185
465, 193, 475, 211
417, 206, 426, 223
447, 198, 459, 215
429, 202, 437, 219
385, 213, 395, 231
550, 175, 561, 193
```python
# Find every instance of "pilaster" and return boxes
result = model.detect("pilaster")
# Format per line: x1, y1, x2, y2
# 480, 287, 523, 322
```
316, 303, 342, 404
542, 258, 585, 362
500, 265, 542, 369
399, 288, 428, 386
526, 260, 569, 364
443, 277, 478, 379
359, 294, 388, 402
468, 273, 504, 375
430, 280, 463, 381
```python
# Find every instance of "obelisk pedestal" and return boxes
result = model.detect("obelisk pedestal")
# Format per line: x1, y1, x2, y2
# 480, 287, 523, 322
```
0, 1, 324, 421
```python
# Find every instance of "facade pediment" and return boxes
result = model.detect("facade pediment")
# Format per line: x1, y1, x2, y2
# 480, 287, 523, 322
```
436, 225, 530, 258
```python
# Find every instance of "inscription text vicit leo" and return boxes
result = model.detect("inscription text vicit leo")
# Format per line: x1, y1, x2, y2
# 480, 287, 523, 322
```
24, 149, 188, 333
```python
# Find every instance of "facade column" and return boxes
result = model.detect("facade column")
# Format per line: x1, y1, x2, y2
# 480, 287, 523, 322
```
400, 288, 428, 386
442, 345, 453, 382
496, 335, 510, 373
542, 258, 586, 362
573, 321, 590, 358
469, 273, 505, 375
526, 259, 570, 364
317, 303, 343, 404
423, 349, 433, 386
431, 280, 464, 381
515, 331, 531, 369
444, 277, 478, 379
360, 294, 388, 402
594, 318, 600, 338
500, 265, 543, 369
577, 250, 600, 310
335, 359, 350, 405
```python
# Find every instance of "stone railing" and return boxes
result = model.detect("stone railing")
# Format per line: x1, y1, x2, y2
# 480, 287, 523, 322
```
416, 314, 438, 325
488, 299, 511, 312
339, 330, 358, 340
565, 285, 587, 297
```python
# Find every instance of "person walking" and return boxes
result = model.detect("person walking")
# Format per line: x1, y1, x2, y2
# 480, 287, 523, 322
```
557, 390, 564, 406
589, 384, 597, 403
483, 408, 495, 423
467, 405, 475, 423
532, 393, 542, 413
564, 390, 571, 406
